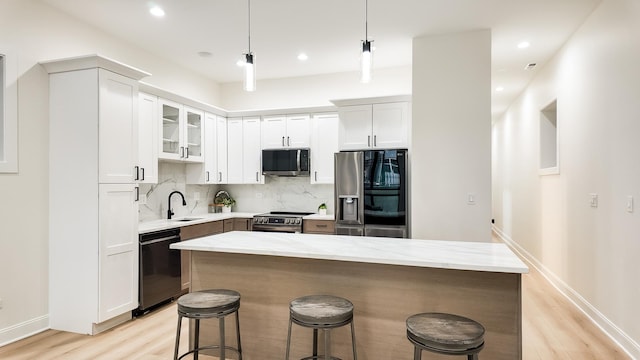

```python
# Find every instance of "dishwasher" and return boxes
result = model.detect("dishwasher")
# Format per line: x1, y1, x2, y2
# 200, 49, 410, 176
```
136, 228, 182, 315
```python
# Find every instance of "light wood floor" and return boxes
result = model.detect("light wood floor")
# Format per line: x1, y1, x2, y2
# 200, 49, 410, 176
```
0, 260, 630, 359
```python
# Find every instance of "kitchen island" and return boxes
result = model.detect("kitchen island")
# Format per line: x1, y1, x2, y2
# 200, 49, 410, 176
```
171, 232, 528, 359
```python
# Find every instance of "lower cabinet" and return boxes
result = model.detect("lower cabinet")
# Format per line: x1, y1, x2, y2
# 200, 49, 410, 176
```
223, 217, 253, 232
179, 221, 224, 291
303, 220, 336, 234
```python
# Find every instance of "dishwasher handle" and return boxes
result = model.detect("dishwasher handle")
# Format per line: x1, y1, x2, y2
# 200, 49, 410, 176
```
140, 235, 180, 246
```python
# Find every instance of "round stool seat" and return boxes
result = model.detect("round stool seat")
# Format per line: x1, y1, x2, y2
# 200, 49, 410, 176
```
407, 313, 485, 353
290, 295, 354, 327
177, 289, 240, 317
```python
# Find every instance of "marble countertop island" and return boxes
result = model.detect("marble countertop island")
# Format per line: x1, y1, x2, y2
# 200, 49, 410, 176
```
171, 231, 528, 274
175, 231, 528, 359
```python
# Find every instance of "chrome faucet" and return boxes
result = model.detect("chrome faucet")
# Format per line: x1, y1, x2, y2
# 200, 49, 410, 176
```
167, 191, 186, 220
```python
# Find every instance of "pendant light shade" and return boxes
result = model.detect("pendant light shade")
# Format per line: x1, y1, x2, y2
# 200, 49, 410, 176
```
244, 53, 256, 92
243, 0, 256, 92
361, 40, 372, 83
360, 0, 373, 83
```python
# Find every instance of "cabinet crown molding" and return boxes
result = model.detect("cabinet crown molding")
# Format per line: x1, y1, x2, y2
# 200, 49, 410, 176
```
40, 54, 151, 80
330, 95, 412, 107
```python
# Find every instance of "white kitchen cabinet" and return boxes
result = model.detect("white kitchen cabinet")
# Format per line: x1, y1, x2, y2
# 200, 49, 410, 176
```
42, 55, 148, 335
261, 114, 310, 149
227, 118, 244, 184
159, 99, 204, 163
243, 117, 264, 184
98, 183, 139, 322
138, 92, 158, 183
186, 113, 228, 184
310, 113, 339, 184
227, 117, 264, 184
338, 102, 409, 150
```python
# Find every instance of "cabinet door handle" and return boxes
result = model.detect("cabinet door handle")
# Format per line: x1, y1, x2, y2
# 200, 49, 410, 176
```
219, 172, 222, 182
368, 135, 371, 147
185, 147, 189, 158
316, 224, 328, 228
315, 171, 318, 182
287, 136, 290, 146
180, 146, 184, 158
135, 187, 139, 202
255, 171, 259, 182
206, 171, 210, 182
141, 167, 145, 181
282, 136, 285, 147
134, 166, 139, 181
374, 135, 377, 147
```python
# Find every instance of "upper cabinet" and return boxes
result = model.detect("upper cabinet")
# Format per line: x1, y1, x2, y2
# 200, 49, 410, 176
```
138, 92, 158, 183
262, 115, 310, 149
186, 113, 228, 184
227, 117, 264, 184
159, 98, 204, 163
338, 102, 409, 150
310, 113, 339, 184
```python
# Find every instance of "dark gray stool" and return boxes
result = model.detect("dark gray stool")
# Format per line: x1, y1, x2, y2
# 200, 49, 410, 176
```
406, 313, 485, 360
173, 289, 242, 360
285, 295, 357, 360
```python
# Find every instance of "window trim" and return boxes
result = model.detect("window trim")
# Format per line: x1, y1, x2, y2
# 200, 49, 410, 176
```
0, 52, 18, 173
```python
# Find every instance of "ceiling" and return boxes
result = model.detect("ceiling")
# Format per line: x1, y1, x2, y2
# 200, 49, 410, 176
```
40, 0, 600, 118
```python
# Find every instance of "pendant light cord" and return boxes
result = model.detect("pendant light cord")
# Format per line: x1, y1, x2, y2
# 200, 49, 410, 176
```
365, 0, 368, 41
248, 0, 251, 53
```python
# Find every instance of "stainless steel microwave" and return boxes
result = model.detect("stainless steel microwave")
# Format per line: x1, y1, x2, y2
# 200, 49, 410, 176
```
262, 148, 310, 176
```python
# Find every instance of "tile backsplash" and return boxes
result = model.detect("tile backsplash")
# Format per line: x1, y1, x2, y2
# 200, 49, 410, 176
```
139, 162, 334, 222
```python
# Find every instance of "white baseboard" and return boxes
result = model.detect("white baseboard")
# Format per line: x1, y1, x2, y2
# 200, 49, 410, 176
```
0, 315, 49, 348
493, 226, 640, 360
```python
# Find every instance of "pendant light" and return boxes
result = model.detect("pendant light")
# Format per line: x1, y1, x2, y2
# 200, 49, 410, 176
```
243, 0, 256, 92
361, 0, 373, 83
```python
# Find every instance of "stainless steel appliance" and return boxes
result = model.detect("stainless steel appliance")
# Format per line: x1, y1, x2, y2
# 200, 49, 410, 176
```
262, 148, 310, 176
252, 211, 313, 233
335, 149, 408, 238
136, 228, 182, 315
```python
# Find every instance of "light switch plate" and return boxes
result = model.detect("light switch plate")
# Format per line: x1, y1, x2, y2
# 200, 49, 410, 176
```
467, 193, 476, 205
627, 196, 634, 213
590, 193, 598, 208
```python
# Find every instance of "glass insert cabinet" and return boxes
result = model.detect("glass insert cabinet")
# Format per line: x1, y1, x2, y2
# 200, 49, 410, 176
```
159, 98, 204, 162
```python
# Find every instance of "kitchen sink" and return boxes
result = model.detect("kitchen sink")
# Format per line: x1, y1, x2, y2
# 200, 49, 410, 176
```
172, 217, 203, 222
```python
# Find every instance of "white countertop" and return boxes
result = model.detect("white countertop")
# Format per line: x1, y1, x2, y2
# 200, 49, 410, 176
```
138, 212, 260, 234
171, 231, 529, 274
302, 213, 335, 220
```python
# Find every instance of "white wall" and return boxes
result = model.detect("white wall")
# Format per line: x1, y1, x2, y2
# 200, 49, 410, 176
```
492, 0, 640, 356
219, 66, 411, 110
0, 0, 221, 345
410, 30, 492, 242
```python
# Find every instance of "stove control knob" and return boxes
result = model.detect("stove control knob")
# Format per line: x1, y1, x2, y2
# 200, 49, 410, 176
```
295, 218, 301, 224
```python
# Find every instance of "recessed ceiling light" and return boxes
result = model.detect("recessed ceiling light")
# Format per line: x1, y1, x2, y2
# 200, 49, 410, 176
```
495, 86, 504, 92
197, 51, 213, 58
297, 53, 308, 61
149, 6, 165, 17
517, 41, 530, 49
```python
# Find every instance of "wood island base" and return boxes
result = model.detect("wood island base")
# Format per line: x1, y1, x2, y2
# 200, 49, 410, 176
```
189, 251, 522, 360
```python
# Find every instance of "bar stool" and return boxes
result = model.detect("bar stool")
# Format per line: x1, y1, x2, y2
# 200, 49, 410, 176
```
285, 295, 357, 360
406, 312, 485, 360
173, 289, 242, 360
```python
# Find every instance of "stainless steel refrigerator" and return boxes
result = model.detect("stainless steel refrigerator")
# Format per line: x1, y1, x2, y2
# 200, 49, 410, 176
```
334, 149, 408, 238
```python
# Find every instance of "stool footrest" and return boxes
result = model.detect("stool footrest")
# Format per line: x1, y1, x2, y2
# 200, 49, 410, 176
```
177, 345, 242, 360
300, 356, 342, 360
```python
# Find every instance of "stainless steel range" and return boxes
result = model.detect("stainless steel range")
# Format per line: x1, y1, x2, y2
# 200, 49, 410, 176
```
252, 211, 313, 233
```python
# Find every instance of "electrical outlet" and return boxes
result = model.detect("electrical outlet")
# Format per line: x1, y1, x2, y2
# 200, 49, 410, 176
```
590, 193, 598, 208
627, 196, 634, 213
0, 298, 3, 309
139, 194, 147, 205
255, 192, 263, 199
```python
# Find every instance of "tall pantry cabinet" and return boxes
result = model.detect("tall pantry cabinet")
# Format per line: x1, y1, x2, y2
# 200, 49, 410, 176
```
42, 55, 150, 335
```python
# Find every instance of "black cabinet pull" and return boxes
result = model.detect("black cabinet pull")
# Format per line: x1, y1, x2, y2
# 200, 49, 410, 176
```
134, 166, 139, 180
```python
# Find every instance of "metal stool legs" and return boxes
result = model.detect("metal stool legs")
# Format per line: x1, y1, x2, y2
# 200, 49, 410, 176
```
285, 316, 357, 360
173, 310, 242, 360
